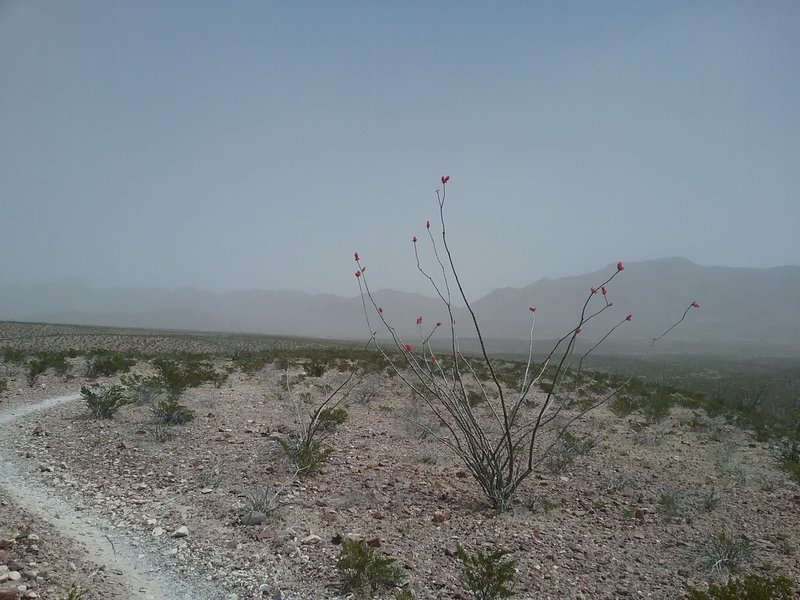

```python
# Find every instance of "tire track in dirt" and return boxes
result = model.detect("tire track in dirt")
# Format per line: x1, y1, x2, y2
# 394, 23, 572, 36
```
0, 393, 223, 600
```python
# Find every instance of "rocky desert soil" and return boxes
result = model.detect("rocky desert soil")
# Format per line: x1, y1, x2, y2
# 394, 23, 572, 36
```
0, 323, 798, 599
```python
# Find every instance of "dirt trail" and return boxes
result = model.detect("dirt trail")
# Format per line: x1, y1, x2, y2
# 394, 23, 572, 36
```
0, 393, 222, 600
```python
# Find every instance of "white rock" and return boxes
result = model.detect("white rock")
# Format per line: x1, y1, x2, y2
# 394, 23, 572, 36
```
172, 526, 189, 538
152, 527, 164, 537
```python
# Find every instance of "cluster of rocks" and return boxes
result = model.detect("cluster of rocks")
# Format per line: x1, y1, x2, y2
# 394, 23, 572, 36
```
1, 528, 50, 599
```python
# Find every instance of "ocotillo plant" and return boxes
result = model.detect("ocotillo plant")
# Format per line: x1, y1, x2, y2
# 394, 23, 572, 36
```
354, 176, 699, 509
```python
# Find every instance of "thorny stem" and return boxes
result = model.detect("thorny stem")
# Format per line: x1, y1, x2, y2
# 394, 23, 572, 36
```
354, 180, 697, 508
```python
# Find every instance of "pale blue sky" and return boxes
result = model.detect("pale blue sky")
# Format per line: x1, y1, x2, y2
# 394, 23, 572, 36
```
1, 1, 798, 298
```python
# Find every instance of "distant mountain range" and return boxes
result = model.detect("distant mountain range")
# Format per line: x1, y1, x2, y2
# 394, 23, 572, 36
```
2, 258, 799, 357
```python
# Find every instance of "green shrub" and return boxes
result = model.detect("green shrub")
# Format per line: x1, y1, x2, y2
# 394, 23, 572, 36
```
543, 431, 595, 474
277, 437, 331, 474
152, 357, 219, 397
317, 406, 348, 431
86, 352, 136, 378
0, 377, 8, 394
81, 384, 130, 419
337, 538, 404, 594
609, 393, 638, 417
303, 359, 327, 377
686, 573, 795, 599
1, 346, 27, 364
120, 373, 164, 405
26, 352, 72, 386
456, 545, 516, 599
152, 396, 194, 425
699, 532, 754, 576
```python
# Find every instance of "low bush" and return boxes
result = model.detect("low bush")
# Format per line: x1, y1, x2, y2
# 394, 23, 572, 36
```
543, 431, 595, 475
686, 573, 796, 600
120, 373, 164, 405
81, 384, 130, 419
151, 357, 220, 397
457, 545, 516, 599
698, 532, 754, 576
337, 538, 404, 594
0, 377, 8, 394
86, 351, 136, 378
152, 396, 195, 425
26, 352, 72, 386
1, 346, 27, 364
303, 359, 327, 377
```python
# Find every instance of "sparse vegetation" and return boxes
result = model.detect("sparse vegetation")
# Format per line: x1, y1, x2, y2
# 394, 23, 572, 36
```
457, 545, 516, 600
1, 319, 798, 599
152, 396, 195, 425
336, 538, 404, 595
698, 531, 754, 577
353, 179, 700, 509
85, 351, 136, 378
81, 384, 130, 419
26, 351, 72, 386
686, 573, 796, 600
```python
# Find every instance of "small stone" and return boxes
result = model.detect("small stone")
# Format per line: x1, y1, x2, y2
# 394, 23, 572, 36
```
301, 534, 321, 545
200, 488, 213, 494
433, 510, 450, 523
8, 572, 21, 582
321, 509, 338, 522
241, 511, 267, 526
152, 527, 164, 537
172, 526, 189, 538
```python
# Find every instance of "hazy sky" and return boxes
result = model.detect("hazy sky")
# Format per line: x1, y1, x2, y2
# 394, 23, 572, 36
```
2, 1, 798, 299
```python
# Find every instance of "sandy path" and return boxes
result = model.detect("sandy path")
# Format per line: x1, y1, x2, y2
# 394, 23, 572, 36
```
0, 393, 223, 600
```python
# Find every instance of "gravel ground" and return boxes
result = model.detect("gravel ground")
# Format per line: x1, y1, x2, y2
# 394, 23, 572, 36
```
0, 332, 798, 599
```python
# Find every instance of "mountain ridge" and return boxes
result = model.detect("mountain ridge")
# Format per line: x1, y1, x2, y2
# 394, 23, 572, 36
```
2, 258, 798, 357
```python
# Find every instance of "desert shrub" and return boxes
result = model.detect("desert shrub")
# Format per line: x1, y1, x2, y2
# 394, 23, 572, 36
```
81, 384, 130, 419
337, 538, 404, 594
640, 390, 673, 423
243, 477, 294, 519
120, 373, 164, 405
525, 494, 559, 514
86, 351, 136, 378
772, 413, 800, 483
686, 573, 795, 600
66, 586, 88, 600
353, 177, 700, 509
279, 359, 359, 474
658, 492, 683, 522
303, 359, 327, 377
26, 351, 71, 386
277, 436, 331, 474
699, 486, 722, 512
354, 380, 380, 404
230, 350, 276, 375
0, 378, 7, 394
698, 532, 754, 576
543, 431, 595, 474
609, 393, 638, 417
152, 396, 195, 425
1, 346, 27, 364
317, 406, 348, 431
151, 357, 220, 397
456, 545, 516, 600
